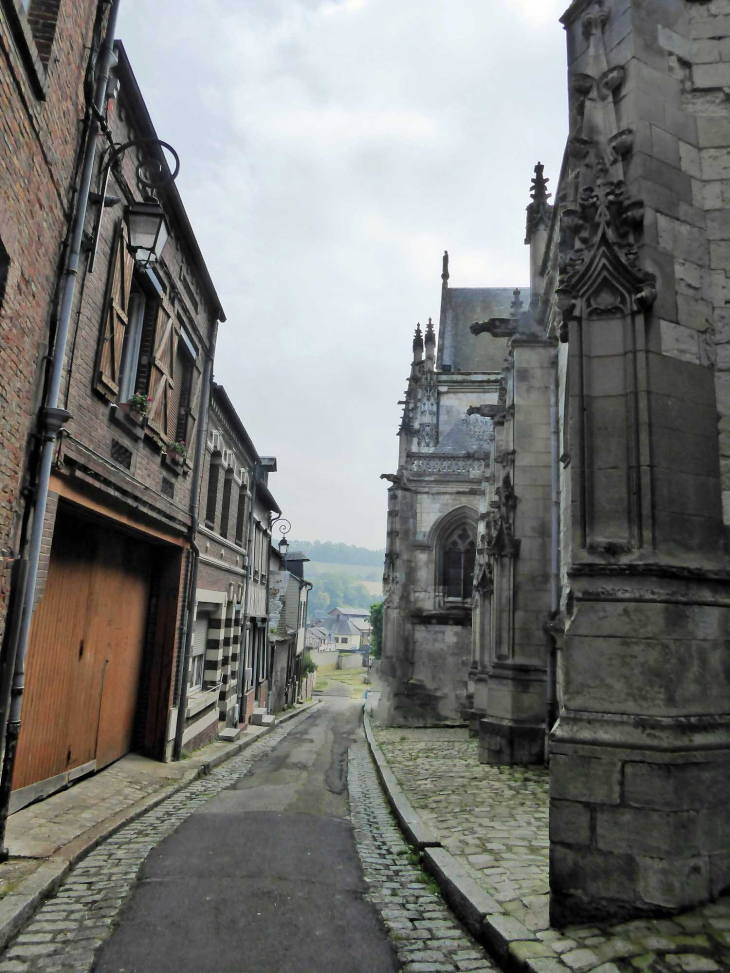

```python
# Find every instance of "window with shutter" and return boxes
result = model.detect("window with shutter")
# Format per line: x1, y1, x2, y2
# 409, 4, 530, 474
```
146, 300, 177, 439
95, 221, 135, 401
219, 469, 233, 539
205, 452, 221, 527
234, 485, 247, 547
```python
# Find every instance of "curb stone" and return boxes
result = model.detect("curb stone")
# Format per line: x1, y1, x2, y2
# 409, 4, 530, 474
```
362, 710, 441, 851
363, 711, 562, 973
0, 700, 319, 952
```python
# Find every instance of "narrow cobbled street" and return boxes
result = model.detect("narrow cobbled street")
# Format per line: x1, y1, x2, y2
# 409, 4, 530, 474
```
0, 700, 498, 973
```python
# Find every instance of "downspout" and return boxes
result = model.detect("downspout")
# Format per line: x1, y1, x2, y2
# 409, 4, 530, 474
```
264, 534, 272, 713
545, 357, 560, 765
236, 462, 260, 716
173, 351, 214, 761
0, 0, 122, 856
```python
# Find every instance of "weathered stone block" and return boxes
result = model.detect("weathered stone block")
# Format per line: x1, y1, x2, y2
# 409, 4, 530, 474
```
679, 140, 702, 179
651, 127, 681, 170
709, 852, 730, 898
692, 39, 721, 63
677, 294, 713, 332
596, 807, 700, 858
697, 115, 730, 149
624, 761, 730, 812
707, 210, 730, 240
550, 844, 640, 915
660, 319, 701, 364
638, 855, 710, 910
549, 800, 591, 847
551, 754, 621, 806
694, 62, 730, 88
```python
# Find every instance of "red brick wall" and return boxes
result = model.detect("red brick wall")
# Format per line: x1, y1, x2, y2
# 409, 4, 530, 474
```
0, 0, 99, 641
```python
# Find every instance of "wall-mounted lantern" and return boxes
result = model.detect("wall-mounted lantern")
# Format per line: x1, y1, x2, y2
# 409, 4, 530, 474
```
125, 196, 170, 266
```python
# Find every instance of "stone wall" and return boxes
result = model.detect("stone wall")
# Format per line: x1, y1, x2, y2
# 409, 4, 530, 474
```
547, 0, 730, 924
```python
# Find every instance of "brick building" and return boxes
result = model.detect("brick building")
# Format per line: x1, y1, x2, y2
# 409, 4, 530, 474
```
6, 39, 226, 810
0, 0, 101, 640
181, 384, 280, 751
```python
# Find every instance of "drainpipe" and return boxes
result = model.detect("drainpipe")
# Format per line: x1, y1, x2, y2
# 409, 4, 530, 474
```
545, 357, 560, 765
236, 462, 260, 717
173, 352, 214, 761
0, 0, 121, 856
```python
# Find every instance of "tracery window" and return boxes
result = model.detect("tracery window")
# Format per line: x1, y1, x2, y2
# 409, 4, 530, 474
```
441, 526, 476, 600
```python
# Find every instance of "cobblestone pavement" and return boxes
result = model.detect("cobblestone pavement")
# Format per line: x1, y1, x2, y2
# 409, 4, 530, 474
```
349, 742, 500, 973
373, 727, 730, 973
375, 728, 549, 923
0, 710, 318, 973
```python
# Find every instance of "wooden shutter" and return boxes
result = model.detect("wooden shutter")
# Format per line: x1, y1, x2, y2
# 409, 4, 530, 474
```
181, 355, 202, 448
95, 221, 134, 400
146, 299, 177, 440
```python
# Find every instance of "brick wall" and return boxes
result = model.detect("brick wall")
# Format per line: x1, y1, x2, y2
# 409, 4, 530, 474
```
0, 0, 99, 641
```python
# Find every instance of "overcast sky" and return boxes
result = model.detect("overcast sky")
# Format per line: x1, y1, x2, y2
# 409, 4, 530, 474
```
117, 0, 568, 549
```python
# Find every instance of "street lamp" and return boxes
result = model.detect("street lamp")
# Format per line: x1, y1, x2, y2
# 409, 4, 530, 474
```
270, 515, 291, 560
125, 196, 170, 267
88, 137, 180, 273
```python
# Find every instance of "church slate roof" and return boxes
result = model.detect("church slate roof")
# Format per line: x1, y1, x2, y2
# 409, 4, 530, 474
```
438, 287, 530, 373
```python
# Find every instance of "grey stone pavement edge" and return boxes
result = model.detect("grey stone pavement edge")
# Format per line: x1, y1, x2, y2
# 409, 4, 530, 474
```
364, 713, 730, 973
0, 701, 504, 973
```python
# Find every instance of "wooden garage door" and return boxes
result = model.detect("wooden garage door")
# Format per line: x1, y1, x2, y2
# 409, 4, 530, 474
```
13, 509, 152, 791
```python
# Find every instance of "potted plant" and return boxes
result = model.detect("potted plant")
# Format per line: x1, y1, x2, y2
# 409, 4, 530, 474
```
166, 439, 187, 466
121, 393, 151, 424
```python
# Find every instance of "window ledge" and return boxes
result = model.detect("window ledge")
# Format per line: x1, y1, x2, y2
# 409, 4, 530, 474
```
1, 0, 49, 99
108, 404, 145, 441
162, 452, 186, 477
186, 686, 219, 719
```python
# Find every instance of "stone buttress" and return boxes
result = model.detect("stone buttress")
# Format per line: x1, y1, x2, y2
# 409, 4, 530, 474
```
546, 0, 730, 924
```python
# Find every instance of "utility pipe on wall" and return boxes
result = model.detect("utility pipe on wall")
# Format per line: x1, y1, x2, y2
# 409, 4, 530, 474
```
0, 0, 122, 855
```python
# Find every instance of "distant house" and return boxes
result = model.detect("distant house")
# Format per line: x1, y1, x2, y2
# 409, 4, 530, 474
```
328, 607, 372, 645
313, 612, 363, 650
268, 550, 312, 712
305, 626, 336, 651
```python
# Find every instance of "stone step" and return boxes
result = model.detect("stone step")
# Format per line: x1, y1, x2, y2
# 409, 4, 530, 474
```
249, 708, 275, 727
218, 727, 242, 743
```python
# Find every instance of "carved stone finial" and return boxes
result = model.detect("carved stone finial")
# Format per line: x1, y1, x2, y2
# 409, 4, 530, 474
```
525, 162, 553, 243
511, 289, 524, 318
413, 322, 424, 353
425, 317, 436, 345
442, 250, 449, 283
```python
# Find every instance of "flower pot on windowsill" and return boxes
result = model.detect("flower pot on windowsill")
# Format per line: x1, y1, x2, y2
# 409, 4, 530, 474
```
166, 448, 184, 467
119, 403, 147, 426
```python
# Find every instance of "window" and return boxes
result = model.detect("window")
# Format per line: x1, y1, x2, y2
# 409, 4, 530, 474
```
235, 484, 248, 547
0, 239, 9, 314
168, 323, 196, 443
18, 0, 61, 67
118, 285, 146, 403
205, 452, 221, 527
190, 614, 209, 691
442, 526, 476, 600
219, 468, 233, 538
